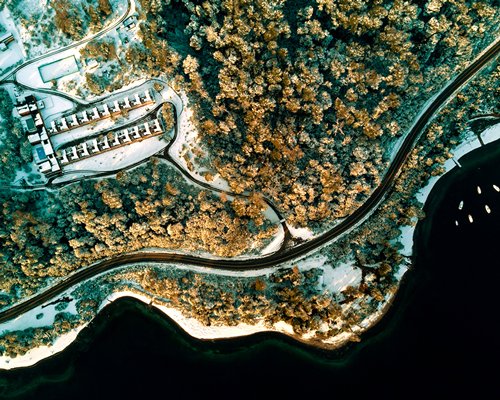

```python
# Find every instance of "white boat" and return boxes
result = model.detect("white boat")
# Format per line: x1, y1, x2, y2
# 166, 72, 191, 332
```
485, 205, 491, 214
477, 186, 482, 194
455, 220, 459, 226
468, 214, 473, 223
458, 200, 464, 210
494, 184, 500, 192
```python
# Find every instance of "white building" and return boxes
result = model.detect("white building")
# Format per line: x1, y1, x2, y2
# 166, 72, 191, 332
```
112, 133, 121, 146
112, 100, 121, 113
80, 143, 90, 157
100, 136, 110, 150
121, 129, 131, 143
91, 139, 100, 153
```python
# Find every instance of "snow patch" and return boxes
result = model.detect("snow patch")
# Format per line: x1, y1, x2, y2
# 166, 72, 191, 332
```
0, 326, 84, 370
287, 224, 315, 240
321, 258, 362, 294
168, 91, 231, 192
259, 225, 285, 255
104, 291, 268, 339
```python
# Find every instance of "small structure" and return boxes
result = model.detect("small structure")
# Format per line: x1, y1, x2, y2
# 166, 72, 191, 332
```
112, 100, 121, 113
80, 111, 89, 123
112, 132, 121, 146
16, 104, 31, 116
59, 150, 69, 165
100, 136, 110, 150
50, 120, 58, 134
0, 32, 14, 52
86, 59, 99, 70
91, 139, 100, 153
91, 107, 100, 120
131, 93, 141, 106
70, 147, 79, 161
70, 114, 79, 127
80, 143, 90, 157
59, 117, 68, 131
28, 133, 41, 145
131, 126, 141, 139
38, 161, 52, 174
153, 119, 162, 133
101, 104, 110, 117
34, 113, 44, 128
121, 129, 131, 143
123, 16, 137, 31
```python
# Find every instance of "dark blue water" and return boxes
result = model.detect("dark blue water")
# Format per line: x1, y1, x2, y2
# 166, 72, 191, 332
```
1, 140, 500, 399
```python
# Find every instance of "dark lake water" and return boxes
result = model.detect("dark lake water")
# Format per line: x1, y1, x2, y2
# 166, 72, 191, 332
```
1, 139, 500, 399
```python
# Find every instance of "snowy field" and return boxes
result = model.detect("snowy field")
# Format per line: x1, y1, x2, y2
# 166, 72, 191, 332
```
16, 48, 81, 89
287, 225, 315, 240
39, 56, 79, 83
0, 8, 25, 74
38, 94, 76, 120
0, 287, 81, 370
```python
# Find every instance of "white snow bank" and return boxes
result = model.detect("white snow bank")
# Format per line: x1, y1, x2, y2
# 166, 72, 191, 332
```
0, 288, 81, 370
287, 224, 315, 240
398, 122, 500, 260
168, 91, 231, 192
321, 258, 362, 294
0, 293, 78, 334
259, 225, 285, 255
480, 122, 500, 145
0, 327, 84, 370
104, 291, 268, 339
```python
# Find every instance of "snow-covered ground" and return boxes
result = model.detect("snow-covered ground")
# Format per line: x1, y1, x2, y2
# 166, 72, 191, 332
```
0, 326, 84, 370
0, 293, 78, 334
16, 48, 82, 89
168, 91, 231, 192
259, 227, 285, 255
0, 8, 25, 74
38, 94, 76, 121
0, 287, 81, 370
287, 225, 315, 240
321, 258, 362, 294
105, 291, 269, 340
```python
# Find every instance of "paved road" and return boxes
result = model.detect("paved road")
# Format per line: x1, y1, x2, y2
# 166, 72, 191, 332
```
0, 31, 498, 323
0, 0, 133, 83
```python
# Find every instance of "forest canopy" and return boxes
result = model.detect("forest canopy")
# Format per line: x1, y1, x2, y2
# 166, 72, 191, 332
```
137, 0, 498, 229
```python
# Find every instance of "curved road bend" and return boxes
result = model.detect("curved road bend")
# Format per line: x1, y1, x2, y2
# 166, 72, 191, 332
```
0, 0, 133, 83
0, 40, 499, 324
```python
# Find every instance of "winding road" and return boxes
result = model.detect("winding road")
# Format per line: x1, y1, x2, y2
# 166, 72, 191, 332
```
0, 3, 499, 325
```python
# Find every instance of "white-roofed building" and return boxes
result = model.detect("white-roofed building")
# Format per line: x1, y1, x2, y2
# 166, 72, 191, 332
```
80, 143, 90, 157
91, 139, 100, 153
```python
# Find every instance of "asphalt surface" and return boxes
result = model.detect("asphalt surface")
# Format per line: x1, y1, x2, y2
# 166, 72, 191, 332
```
0, 32, 498, 323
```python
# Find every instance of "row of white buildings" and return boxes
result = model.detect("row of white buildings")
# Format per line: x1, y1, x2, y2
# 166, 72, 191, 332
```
15, 95, 61, 176
57, 119, 164, 166
48, 89, 154, 134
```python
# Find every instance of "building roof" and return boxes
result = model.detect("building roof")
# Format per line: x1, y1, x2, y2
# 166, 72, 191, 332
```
0, 32, 13, 43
